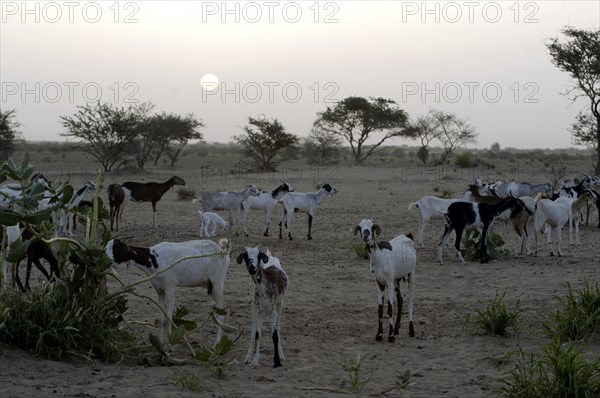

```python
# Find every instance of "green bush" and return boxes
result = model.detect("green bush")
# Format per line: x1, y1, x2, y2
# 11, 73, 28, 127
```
470, 289, 522, 336
455, 151, 478, 168
351, 242, 369, 259
461, 227, 507, 262
545, 282, 600, 343
500, 341, 600, 398
177, 188, 197, 201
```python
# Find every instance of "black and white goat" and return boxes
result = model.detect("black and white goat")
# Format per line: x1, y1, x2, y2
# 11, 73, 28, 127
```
241, 182, 293, 237
407, 191, 472, 247
105, 237, 230, 345
121, 176, 186, 227
195, 185, 259, 233
278, 183, 337, 240
354, 219, 416, 342
438, 196, 529, 264
237, 247, 288, 368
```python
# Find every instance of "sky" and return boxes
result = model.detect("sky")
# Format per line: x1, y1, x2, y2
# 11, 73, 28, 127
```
1, 0, 599, 149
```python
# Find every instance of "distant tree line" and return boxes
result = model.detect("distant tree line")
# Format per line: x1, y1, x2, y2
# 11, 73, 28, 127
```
60, 102, 204, 171
4, 25, 598, 173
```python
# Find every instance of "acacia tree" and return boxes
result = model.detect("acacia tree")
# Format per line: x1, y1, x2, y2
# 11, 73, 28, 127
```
429, 110, 477, 163
411, 111, 440, 164
0, 109, 21, 160
234, 116, 299, 171
163, 113, 204, 167
303, 128, 342, 165
61, 102, 145, 171
314, 96, 413, 165
547, 27, 600, 174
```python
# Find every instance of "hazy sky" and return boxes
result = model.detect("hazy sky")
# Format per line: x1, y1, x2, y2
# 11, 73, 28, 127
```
1, 1, 599, 149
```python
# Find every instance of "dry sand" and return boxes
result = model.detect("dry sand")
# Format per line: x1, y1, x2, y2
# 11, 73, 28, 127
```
2, 163, 599, 398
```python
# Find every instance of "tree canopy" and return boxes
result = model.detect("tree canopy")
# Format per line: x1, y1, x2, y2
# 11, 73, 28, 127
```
547, 27, 600, 174
314, 96, 413, 165
0, 109, 22, 161
234, 116, 299, 171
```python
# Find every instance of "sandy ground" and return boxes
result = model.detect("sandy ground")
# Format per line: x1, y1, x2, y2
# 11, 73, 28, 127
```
1, 162, 599, 398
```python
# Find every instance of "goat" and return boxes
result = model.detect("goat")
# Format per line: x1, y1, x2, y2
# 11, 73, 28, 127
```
105, 237, 230, 346
278, 183, 337, 240
354, 219, 416, 342
108, 184, 125, 231
407, 191, 472, 247
59, 182, 96, 236
15, 229, 60, 291
490, 181, 551, 198
198, 211, 228, 237
195, 185, 259, 233
121, 176, 186, 227
511, 196, 538, 257
241, 182, 294, 237
237, 246, 288, 368
438, 196, 529, 264
554, 190, 597, 246
1, 225, 59, 291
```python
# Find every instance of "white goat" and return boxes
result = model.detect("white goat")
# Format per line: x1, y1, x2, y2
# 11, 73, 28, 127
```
241, 182, 293, 237
407, 191, 472, 247
237, 246, 288, 368
554, 190, 597, 246
105, 238, 231, 346
354, 219, 416, 342
278, 183, 337, 240
195, 185, 259, 232
533, 198, 574, 257
198, 211, 228, 237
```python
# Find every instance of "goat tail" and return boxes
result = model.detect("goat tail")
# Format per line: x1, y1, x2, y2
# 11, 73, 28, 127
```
407, 202, 418, 210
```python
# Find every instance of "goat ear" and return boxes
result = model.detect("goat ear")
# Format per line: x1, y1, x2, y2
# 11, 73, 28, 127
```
236, 253, 246, 265
372, 224, 382, 236
258, 252, 269, 264
353, 225, 361, 236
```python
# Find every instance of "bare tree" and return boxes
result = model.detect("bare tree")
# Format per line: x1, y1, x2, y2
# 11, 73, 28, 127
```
411, 111, 441, 164
303, 128, 342, 165
430, 110, 478, 163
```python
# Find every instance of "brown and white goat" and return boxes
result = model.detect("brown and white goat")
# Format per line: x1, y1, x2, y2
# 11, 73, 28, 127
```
354, 219, 416, 342
237, 247, 288, 368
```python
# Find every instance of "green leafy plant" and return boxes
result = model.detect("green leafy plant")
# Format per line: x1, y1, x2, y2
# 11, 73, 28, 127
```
461, 226, 507, 262
0, 156, 132, 361
339, 353, 373, 393
500, 341, 600, 398
432, 186, 453, 199
175, 370, 205, 391
177, 188, 196, 201
470, 289, 522, 336
195, 334, 237, 378
545, 282, 600, 343
351, 242, 369, 259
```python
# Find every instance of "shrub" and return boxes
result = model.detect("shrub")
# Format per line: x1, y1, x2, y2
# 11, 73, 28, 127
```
545, 282, 600, 343
500, 341, 600, 398
461, 227, 507, 262
177, 188, 196, 201
470, 289, 522, 336
455, 151, 478, 168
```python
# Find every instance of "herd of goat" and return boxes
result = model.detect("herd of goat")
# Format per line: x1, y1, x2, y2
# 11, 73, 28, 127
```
2, 171, 600, 367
